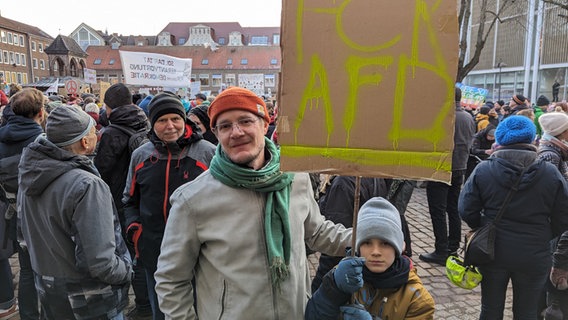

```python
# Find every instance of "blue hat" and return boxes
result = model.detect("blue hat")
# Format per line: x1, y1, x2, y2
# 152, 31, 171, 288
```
495, 115, 536, 146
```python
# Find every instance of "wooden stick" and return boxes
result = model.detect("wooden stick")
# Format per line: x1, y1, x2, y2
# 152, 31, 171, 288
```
351, 176, 362, 257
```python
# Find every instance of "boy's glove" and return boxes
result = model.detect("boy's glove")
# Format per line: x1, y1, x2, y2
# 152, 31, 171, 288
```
550, 267, 568, 290
340, 305, 373, 320
334, 257, 365, 294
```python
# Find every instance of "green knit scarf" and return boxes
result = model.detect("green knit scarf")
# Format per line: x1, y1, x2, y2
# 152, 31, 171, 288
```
209, 137, 294, 288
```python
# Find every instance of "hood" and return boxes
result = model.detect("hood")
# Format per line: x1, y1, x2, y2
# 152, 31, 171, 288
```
475, 113, 489, 122
108, 104, 149, 131
487, 144, 539, 189
0, 115, 43, 145
18, 135, 98, 196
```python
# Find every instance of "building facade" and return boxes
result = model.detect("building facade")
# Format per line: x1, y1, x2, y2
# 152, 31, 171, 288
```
81, 22, 280, 97
463, 0, 568, 103
0, 14, 52, 86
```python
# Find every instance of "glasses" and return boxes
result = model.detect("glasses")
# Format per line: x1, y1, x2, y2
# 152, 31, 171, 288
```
213, 117, 260, 134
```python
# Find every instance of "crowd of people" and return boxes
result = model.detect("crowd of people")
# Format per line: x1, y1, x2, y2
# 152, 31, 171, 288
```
1, 83, 568, 320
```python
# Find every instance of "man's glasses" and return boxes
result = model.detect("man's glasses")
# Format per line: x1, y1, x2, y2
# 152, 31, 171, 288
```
213, 117, 260, 134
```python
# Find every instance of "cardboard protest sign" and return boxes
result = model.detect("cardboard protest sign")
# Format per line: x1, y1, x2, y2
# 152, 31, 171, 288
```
119, 51, 192, 87
278, 0, 459, 182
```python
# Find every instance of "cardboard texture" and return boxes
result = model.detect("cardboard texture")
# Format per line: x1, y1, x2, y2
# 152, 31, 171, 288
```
279, 0, 459, 182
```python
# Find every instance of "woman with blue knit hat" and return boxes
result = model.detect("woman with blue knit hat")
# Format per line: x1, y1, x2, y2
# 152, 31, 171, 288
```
306, 197, 435, 320
459, 115, 568, 319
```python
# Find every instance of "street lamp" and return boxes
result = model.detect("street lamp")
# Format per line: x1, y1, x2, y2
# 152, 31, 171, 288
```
495, 61, 507, 101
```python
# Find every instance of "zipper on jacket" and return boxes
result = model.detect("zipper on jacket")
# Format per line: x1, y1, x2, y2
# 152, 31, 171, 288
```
162, 148, 172, 222
218, 280, 227, 320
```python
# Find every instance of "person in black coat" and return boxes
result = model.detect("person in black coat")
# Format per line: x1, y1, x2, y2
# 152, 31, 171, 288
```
459, 115, 568, 319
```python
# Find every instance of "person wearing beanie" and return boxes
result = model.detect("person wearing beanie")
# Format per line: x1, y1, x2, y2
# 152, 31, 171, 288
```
537, 112, 568, 181
17, 105, 133, 319
306, 197, 435, 320
421, 87, 475, 266
154, 86, 351, 320
460, 115, 568, 319
123, 91, 215, 320
534, 95, 551, 138
188, 104, 217, 145
95, 86, 153, 319
506, 94, 529, 118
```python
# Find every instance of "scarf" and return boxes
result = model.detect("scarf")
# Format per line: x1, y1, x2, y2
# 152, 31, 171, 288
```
541, 133, 568, 161
209, 137, 294, 288
362, 255, 411, 289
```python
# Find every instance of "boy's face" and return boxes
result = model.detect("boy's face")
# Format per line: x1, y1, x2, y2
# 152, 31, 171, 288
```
359, 238, 397, 273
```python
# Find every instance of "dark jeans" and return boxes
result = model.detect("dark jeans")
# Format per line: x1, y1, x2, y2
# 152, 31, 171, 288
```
479, 265, 548, 320
426, 170, 464, 253
0, 257, 15, 310
17, 244, 40, 320
145, 267, 165, 320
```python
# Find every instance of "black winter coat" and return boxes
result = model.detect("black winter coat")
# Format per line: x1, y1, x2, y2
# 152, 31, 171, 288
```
94, 104, 149, 224
459, 144, 568, 272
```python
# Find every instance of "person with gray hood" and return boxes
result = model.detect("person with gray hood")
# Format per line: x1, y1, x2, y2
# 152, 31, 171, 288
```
18, 106, 132, 320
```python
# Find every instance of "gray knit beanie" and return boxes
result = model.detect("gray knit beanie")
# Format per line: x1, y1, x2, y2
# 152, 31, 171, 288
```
356, 197, 404, 256
46, 106, 95, 147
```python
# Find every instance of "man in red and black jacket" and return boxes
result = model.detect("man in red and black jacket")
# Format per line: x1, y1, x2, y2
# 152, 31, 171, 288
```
123, 92, 215, 320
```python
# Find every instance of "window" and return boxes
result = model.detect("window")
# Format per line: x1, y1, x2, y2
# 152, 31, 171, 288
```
39, 43, 43, 53
270, 58, 278, 65
21, 54, 25, 66
199, 74, 209, 86
31, 41, 36, 51
191, 74, 197, 82
201, 59, 209, 65
22, 73, 28, 84
19, 35, 24, 47
13, 34, 19, 46
225, 74, 236, 86
240, 58, 248, 65
178, 38, 186, 45
33, 58, 38, 69
0, 50, 2, 63
218, 37, 226, 45
273, 34, 280, 45
17, 73, 22, 84
40, 59, 45, 70
250, 36, 269, 45
212, 74, 222, 86
93, 58, 102, 65
15, 53, 20, 65
53, 62, 58, 71
109, 59, 115, 65
7, 33, 13, 45
9, 52, 14, 64
3, 52, 8, 64
1, 31, 6, 43
227, 58, 232, 65
11, 72, 16, 83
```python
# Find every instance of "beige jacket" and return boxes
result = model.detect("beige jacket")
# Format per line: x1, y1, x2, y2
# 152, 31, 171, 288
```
155, 172, 351, 320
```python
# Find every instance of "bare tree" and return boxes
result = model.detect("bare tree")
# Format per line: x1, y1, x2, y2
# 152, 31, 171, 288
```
457, 0, 568, 82
456, 0, 517, 82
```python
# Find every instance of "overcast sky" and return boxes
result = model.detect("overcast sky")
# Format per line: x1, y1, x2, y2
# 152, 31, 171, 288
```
1, 0, 282, 38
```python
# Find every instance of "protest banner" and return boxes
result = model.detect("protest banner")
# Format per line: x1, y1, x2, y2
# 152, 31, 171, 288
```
84, 68, 97, 84
457, 83, 488, 109
119, 51, 192, 87
279, 0, 459, 182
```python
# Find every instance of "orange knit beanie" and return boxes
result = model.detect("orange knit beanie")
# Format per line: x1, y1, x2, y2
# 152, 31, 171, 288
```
208, 87, 269, 128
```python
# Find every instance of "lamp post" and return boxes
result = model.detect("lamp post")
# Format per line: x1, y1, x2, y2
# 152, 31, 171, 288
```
495, 61, 507, 101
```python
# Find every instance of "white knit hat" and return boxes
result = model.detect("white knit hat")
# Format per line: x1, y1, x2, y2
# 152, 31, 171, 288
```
356, 197, 403, 256
539, 112, 568, 137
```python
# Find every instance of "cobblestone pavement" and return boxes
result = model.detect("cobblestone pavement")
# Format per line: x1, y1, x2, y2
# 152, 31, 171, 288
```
9, 186, 514, 319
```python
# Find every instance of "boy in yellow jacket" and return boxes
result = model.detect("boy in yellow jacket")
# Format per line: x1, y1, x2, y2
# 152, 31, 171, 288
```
306, 197, 435, 319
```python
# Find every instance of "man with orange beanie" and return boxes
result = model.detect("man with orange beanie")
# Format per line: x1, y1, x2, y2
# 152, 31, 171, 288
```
155, 86, 352, 320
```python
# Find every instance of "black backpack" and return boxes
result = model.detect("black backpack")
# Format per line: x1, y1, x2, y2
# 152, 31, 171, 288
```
108, 124, 149, 154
